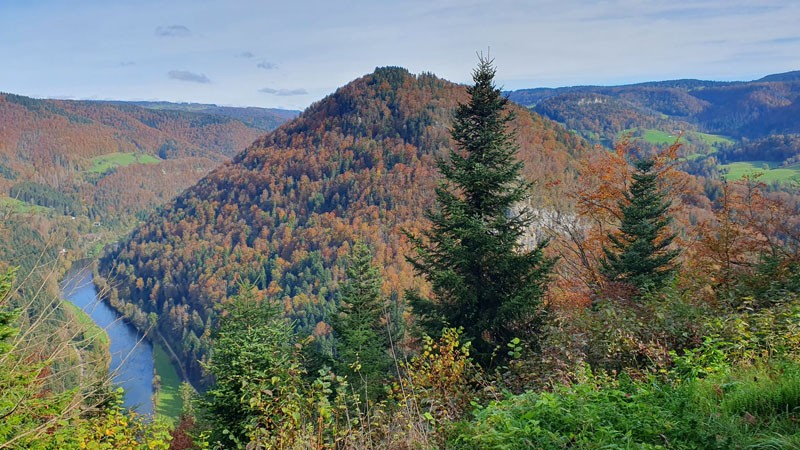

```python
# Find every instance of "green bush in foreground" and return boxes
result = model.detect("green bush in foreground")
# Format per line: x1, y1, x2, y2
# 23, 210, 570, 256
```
452, 360, 800, 449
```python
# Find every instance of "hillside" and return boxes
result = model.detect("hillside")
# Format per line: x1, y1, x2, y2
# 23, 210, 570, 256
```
98, 67, 591, 384
507, 75, 800, 139
0, 94, 296, 227
507, 74, 800, 175
0, 94, 295, 410
99, 101, 299, 132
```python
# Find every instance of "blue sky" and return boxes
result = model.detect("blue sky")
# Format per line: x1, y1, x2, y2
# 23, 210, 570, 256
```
1, 0, 799, 110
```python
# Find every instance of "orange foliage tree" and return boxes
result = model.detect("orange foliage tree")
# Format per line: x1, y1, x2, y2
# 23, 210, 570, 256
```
546, 136, 689, 306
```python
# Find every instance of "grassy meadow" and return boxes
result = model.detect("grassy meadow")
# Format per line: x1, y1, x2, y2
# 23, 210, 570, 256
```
88, 152, 160, 174
153, 342, 183, 422
721, 161, 800, 183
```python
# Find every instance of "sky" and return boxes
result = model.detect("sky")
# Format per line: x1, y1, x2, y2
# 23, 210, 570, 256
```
1, 0, 799, 110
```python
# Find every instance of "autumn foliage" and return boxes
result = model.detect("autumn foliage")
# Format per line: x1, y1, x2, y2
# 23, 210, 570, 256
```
98, 67, 589, 385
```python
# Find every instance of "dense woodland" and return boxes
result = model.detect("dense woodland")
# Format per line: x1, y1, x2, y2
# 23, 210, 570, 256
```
508, 72, 800, 173
2, 60, 800, 448
0, 98, 295, 448
98, 66, 589, 384
0, 94, 298, 222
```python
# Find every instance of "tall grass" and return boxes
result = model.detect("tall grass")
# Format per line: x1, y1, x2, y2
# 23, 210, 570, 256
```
452, 359, 800, 449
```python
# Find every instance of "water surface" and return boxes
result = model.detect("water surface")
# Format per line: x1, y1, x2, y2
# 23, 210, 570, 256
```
61, 265, 154, 415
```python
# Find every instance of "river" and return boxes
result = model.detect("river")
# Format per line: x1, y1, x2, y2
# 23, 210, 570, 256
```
60, 264, 155, 415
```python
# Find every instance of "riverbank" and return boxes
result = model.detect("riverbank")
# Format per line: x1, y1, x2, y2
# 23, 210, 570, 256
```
154, 341, 183, 421
61, 299, 111, 384
61, 264, 183, 419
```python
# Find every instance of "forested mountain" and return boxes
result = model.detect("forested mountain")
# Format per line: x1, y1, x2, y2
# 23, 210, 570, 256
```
97, 101, 299, 132
0, 93, 294, 225
98, 67, 591, 384
507, 73, 800, 159
507, 72, 800, 138
0, 93, 294, 420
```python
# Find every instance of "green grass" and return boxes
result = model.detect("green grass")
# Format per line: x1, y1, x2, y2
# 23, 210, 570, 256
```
62, 301, 110, 348
618, 128, 681, 146
721, 161, 800, 183
641, 128, 679, 145
88, 152, 160, 174
694, 131, 734, 147
453, 360, 800, 449
153, 342, 183, 422
0, 196, 52, 214
621, 128, 734, 149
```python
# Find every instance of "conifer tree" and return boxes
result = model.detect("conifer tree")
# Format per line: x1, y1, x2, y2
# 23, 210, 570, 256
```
406, 57, 553, 363
331, 241, 391, 402
0, 269, 16, 353
200, 284, 308, 447
602, 157, 680, 292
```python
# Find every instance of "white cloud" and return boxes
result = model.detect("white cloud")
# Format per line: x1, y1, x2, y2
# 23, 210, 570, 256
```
169, 70, 211, 83
156, 25, 191, 37
259, 87, 307, 96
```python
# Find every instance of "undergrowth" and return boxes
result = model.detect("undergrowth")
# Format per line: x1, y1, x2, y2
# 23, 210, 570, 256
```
452, 359, 800, 449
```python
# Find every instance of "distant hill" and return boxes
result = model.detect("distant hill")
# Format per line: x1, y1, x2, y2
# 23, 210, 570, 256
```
0, 93, 294, 224
98, 101, 299, 131
507, 72, 800, 139
505, 79, 737, 110
98, 67, 591, 384
757, 71, 800, 83
507, 72, 800, 175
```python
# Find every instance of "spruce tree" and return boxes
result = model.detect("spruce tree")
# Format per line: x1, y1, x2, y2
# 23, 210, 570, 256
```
602, 157, 680, 292
0, 269, 16, 353
200, 284, 307, 447
331, 241, 391, 402
406, 57, 553, 363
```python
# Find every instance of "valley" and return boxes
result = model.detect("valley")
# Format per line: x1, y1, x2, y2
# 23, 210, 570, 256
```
506, 72, 800, 188
2, 64, 799, 448
0, 96, 298, 427
4, 1, 800, 447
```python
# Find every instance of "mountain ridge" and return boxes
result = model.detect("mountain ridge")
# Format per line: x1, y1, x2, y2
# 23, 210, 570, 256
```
506, 70, 800, 160
92, 100, 299, 131
506, 70, 800, 106
0, 93, 298, 221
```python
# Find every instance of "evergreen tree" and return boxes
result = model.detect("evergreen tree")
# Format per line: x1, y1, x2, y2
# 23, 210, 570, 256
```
331, 241, 392, 403
200, 284, 308, 447
0, 268, 16, 354
602, 157, 680, 292
406, 57, 554, 363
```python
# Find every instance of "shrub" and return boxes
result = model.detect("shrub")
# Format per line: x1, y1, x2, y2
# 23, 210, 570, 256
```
453, 357, 800, 449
